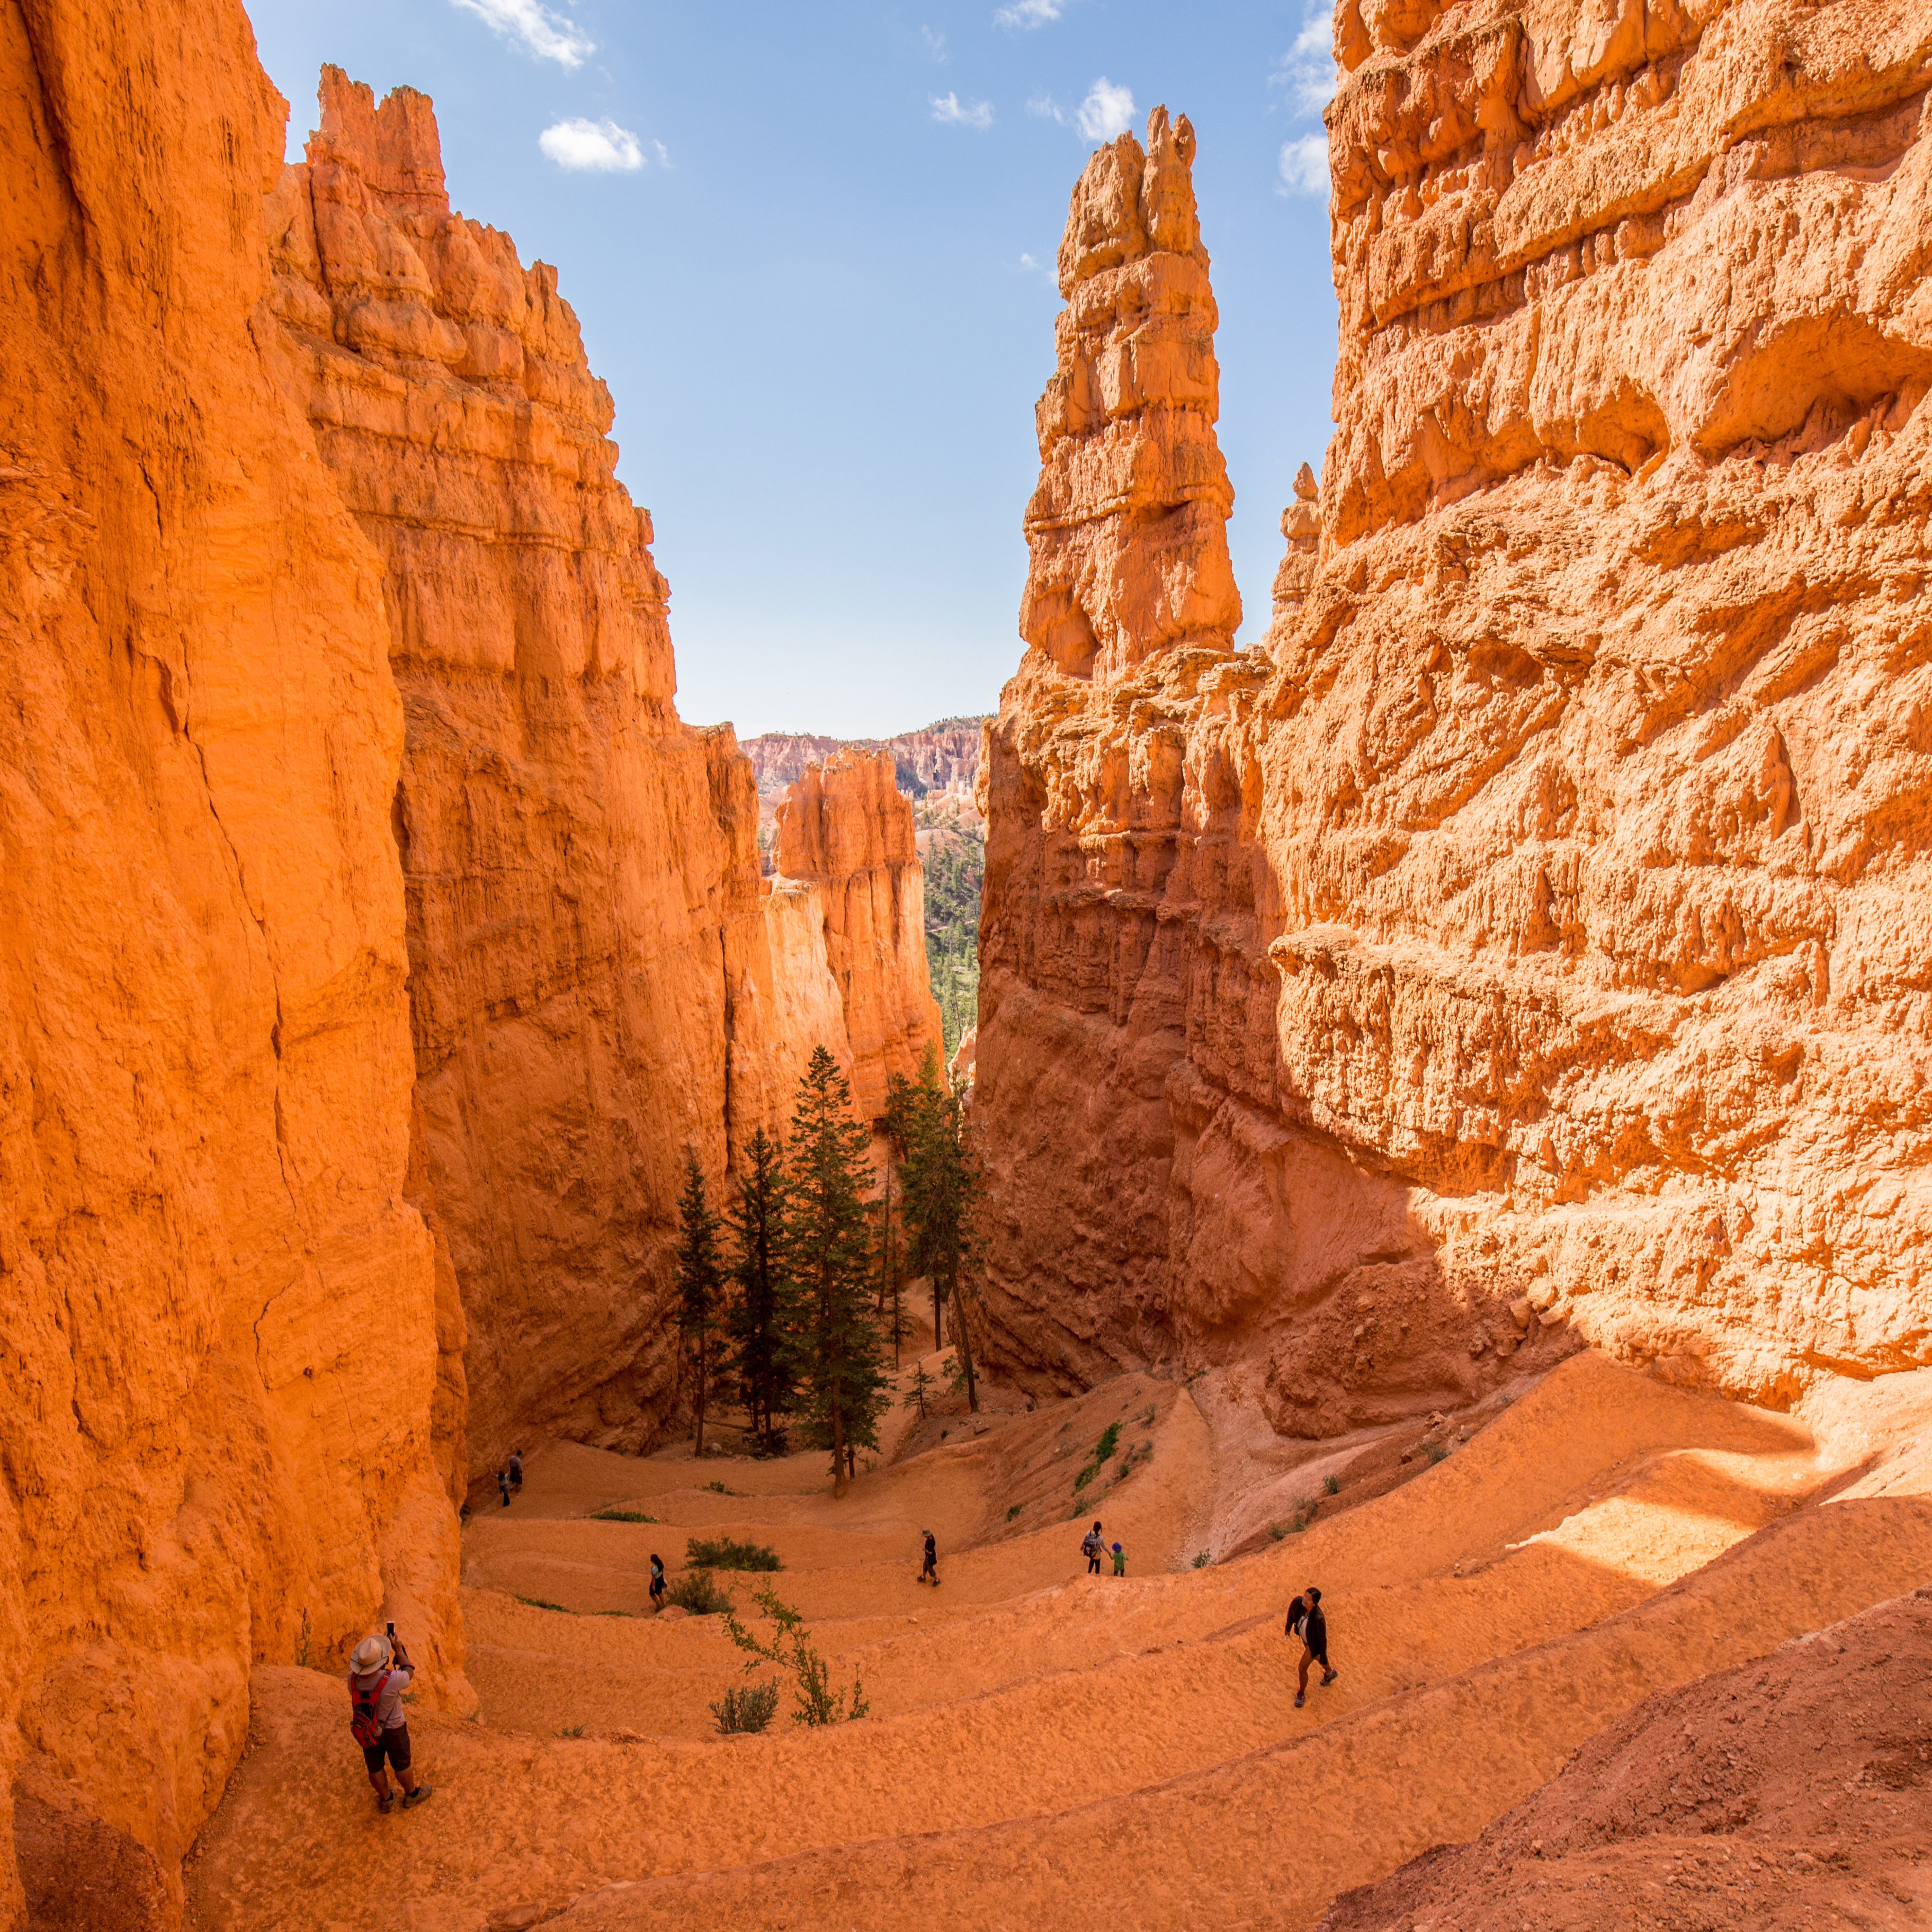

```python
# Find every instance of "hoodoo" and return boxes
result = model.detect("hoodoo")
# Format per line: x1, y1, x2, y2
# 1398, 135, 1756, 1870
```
978, 15, 1932, 1424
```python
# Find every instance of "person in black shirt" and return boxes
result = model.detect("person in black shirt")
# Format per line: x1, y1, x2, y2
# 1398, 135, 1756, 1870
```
1286, 1585, 1338, 1708
920, 1529, 940, 1586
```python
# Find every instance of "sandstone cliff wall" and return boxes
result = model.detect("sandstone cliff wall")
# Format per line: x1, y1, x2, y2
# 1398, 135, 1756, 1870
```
264, 72, 906, 1484
0, 5, 466, 1917
978, 16, 1932, 1432
775, 751, 949, 1117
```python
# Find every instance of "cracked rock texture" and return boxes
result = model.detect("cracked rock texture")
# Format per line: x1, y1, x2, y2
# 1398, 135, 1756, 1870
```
0, 6, 467, 1921
744, 720, 987, 800
774, 750, 949, 1119
265, 71, 925, 1489
977, 12, 1932, 1432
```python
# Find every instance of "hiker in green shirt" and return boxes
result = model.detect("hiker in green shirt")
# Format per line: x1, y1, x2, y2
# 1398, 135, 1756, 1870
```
1111, 1541, 1126, 1577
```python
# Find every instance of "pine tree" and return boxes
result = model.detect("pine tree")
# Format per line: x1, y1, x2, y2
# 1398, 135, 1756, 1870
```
900, 1049, 983, 1413
675, 1146, 729, 1457
727, 1127, 795, 1451
783, 1047, 889, 1497
880, 1069, 922, 1364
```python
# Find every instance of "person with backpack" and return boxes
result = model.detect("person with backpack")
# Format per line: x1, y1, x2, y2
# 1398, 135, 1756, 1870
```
1081, 1521, 1105, 1575
348, 1628, 432, 1812
919, 1529, 940, 1586
649, 1554, 666, 1609
508, 1449, 524, 1492
1286, 1585, 1338, 1709
1111, 1541, 1126, 1577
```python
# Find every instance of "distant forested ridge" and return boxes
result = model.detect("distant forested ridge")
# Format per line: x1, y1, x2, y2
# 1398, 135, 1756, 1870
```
919, 812, 982, 1059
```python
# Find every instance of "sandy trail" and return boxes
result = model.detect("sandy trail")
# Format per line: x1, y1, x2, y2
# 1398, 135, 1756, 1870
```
184, 1352, 1932, 1932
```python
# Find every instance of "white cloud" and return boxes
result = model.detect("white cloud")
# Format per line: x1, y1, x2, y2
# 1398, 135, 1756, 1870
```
1019, 251, 1039, 269
450, 0, 593, 69
931, 91, 994, 130
996, 0, 1063, 25
539, 118, 645, 171
922, 25, 948, 59
651, 139, 672, 167
1272, 2, 1339, 119
1027, 92, 1067, 123
1277, 132, 1328, 196
1075, 77, 1134, 142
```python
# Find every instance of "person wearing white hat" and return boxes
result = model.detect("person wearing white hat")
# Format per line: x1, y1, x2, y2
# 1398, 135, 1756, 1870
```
347, 1626, 432, 1812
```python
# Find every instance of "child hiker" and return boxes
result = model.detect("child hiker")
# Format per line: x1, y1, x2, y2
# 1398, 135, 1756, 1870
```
1111, 1541, 1126, 1577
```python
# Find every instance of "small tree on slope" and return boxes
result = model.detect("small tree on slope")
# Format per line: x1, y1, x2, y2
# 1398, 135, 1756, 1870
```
675, 1147, 729, 1459
727, 1126, 795, 1451
783, 1047, 889, 1498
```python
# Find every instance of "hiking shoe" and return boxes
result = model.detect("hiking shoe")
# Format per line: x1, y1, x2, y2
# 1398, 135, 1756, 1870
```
1321, 1669, 1338, 1686
1293, 1692, 1305, 1709
375, 1795, 393, 1814
401, 1786, 434, 1809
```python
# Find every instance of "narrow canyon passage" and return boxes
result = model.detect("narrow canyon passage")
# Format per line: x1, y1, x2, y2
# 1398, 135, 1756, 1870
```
184, 1347, 1932, 1932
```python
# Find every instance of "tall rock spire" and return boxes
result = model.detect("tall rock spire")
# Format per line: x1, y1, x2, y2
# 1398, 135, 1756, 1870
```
1019, 106, 1240, 684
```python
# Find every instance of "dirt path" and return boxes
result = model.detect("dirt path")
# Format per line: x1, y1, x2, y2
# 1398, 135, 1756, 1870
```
183, 1352, 1932, 1932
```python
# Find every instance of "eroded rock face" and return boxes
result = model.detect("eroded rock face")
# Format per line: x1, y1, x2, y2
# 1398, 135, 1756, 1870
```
978, 20, 1932, 1429
744, 719, 988, 799
0, 6, 464, 1915
775, 751, 949, 1116
264, 72, 911, 1483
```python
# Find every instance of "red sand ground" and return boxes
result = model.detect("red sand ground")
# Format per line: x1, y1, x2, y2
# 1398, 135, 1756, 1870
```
182, 1350, 1932, 1931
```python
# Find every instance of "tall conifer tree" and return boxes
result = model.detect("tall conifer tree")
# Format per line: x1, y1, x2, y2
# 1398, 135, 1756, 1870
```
783, 1048, 889, 1497
727, 1126, 795, 1450
675, 1147, 729, 1457
900, 1048, 984, 1413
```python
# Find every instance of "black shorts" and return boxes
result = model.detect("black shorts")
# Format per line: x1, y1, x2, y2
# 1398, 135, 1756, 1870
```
362, 1724, 410, 1775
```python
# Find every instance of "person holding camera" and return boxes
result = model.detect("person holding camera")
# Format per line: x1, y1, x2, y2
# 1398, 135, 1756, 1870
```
347, 1625, 433, 1813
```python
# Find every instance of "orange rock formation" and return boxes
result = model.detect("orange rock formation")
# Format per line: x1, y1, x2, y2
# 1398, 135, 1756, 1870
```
0, 7, 466, 1917
264, 73, 937, 1488
774, 750, 949, 1116
743, 719, 987, 799
978, 19, 1932, 1428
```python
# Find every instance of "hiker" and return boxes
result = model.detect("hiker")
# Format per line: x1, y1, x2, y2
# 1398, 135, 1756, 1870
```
649, 1553, 666, 1609
1111, 1541, 1126, 1577
496, 1468, 511, 1508
1286, 1585, 1338, 1709
919, 1528, 940, 1586
1081, 1520, 1105, 1576
348, 1629, 432, 1813
508, 1449, 524, 1492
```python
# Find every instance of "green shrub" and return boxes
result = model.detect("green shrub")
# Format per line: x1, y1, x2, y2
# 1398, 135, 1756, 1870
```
1192, 1549, 1212, 1569
556, 1723, 586, 1738
1323, 1474, 1341, 1496
515, 1595, 574, 1613
1268, 1522, 1286, 1542
1425, 1442, 1448, 1466
667, 1570, 734, 1615
686, 1535, 782, 1572
592, 1508, 658, 1523
705, 1480, 738, 1496
1006, 1503, 1023, 1521
711, 1679, 781, 1735
1073, 1421, 1127, 1495
722, 1584, 868, 1727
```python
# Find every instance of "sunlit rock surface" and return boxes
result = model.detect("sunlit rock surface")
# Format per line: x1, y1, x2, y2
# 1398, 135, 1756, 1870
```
978, 13, 1932, 1427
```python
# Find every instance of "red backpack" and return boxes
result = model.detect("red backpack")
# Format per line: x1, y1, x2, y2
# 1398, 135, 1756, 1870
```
348, 1669, 391, 1747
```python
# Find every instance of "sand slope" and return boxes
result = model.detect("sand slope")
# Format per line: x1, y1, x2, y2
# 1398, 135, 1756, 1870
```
183, 1353, 1932, 1931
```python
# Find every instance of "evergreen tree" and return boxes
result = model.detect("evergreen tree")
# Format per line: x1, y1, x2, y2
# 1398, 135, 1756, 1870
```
727, 1127, 795, 1451
880, 1069, 922, 1364
900, 1049, 984, 1413
675, 1146, 729, 1457
783, 1047, 889, 1497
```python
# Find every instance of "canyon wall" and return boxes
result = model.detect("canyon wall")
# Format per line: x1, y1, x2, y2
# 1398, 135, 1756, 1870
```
0, 3, 466, 1919
745, 718, 988, 798
977, 8, 1932, 1432
264, 72, 908, 1486
775, 751, 949, 1117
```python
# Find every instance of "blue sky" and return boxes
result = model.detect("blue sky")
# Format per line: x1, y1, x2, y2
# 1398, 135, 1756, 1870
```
247, 1, 1339, 739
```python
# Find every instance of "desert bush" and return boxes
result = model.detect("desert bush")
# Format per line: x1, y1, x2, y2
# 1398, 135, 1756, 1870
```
1192, 1549, 1212, 1569
686, 1535, 782, 1572
723, 1584, 869, 1726
710, 1679, 781, 1734
516, 1595, 574, 1613
667, 1570, 733, 1615
1006, 1503, 1022, 1521
591, 1508, 657, 1523
705, 1479, 739, 1496
1323, 1474, 1341, 1496
1425, 1442, 1448, 1466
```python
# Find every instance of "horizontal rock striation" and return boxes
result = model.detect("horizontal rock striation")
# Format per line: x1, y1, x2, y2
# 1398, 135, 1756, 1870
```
0, 6, 466, 1917
744, 718, 988, 799
977, 13, 1932, 1429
